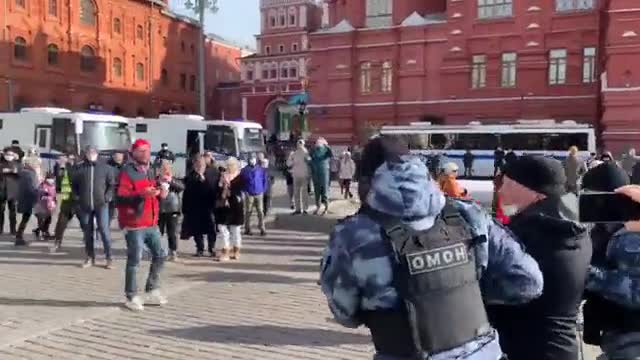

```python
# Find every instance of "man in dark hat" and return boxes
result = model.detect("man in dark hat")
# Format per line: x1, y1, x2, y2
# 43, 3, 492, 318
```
154, 143, 175, 167
491, 155, 592, 360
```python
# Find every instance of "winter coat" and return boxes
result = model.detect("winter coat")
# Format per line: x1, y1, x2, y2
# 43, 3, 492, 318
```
157, 175, 184, 214
240, 165, 268, 196
338, 158, 356, 180
488, 193, 592, 360
287, 148, 311, 179
17, 167, 39, 214
621, 155, 637, 176
116, 163, 159, 229
34, 181, 57, 216
71, 160, 115, 212
564, 155, 587, 189
438, 174, 467, 198
181, 170, 217, 238
215, 172, 244, 226
0, 159, 21, 201
310, 145, 333, 188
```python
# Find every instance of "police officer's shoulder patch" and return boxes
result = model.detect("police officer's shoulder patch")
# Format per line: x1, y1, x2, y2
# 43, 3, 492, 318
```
406, 243, 471, 275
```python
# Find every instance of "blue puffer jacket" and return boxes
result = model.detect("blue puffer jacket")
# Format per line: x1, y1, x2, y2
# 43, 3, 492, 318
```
320, 156, 544, 360
240, 165, 267, 196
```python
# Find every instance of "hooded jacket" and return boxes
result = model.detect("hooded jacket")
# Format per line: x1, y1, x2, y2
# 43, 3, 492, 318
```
488, 194, 592, 360
320, 157, 543, 360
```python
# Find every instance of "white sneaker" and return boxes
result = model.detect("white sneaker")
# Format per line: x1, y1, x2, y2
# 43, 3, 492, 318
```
146, 290, 168, 306
124, 296, 144, 312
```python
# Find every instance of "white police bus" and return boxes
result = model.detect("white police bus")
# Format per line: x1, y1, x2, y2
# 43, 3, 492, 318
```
204, 120, 266, 164
380, 120, 596, 178
0, 107, 131, 170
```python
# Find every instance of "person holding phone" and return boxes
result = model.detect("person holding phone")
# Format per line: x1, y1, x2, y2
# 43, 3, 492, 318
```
583, 182, 640, 359
493, 155, 592, 360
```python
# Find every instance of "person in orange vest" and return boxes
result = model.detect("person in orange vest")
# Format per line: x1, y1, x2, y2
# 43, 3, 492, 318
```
438, 162, 468, 199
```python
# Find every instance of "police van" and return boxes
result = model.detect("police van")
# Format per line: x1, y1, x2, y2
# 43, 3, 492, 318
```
129, 115, 266, 177
0, 107, 131, 171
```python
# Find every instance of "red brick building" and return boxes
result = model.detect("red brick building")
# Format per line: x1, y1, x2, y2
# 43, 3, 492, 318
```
305, 0, 640, 152
0, 0, 243, 118
240, 0, 322, 140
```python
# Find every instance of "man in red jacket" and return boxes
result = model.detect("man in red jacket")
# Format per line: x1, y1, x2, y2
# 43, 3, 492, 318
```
117, 139, 168, 311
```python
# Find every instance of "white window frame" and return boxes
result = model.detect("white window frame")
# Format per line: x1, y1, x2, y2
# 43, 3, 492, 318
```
501, 52, 517, 88
471, 55, 487, 89
366, 0, 393, 28
582, 47, 596, 83
478, 0, 513, 19
278, 44, 285, 54
381, 61, 393, 93
360, 62, 372, 94
549, 49, 567, 85
288, 7, 297, 27
291, 43, 298, 52
264, 45, 271, 55
556, 0, 595, 12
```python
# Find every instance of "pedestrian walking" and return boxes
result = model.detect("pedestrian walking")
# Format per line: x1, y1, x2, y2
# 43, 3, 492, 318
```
258, 153, 275, 216
492, 155, 592, 360
214, 157, 244, 261
107, 151, 125, 223
73, 145, 115, 269
338, 151, 355, 199
33, 172, 57, 241
287, 140, 311, 215
154, 142, 176, 167
621, 148, 638, 177
283, 165, 294, 209
15, 157, 40, 246
156, 160, 184, 261
0, 149, 20, 234
463, 149, 474, 178
494, 147, 505, 176
320, 135, 543, 360
50, 154, 76, 253
310, 137, 333, 215
564, 146, 587, 194
438, 162, 467, 198
240, 154, 267, 236
181, 154, 218, 257
115, 138, 167, 312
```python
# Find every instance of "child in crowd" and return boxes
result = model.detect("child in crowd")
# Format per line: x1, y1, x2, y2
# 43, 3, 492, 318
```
33, 173, 57, 241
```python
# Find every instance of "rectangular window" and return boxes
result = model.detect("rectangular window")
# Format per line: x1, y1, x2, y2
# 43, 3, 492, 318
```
501, 52, 517, 87
366, 0, 393, 28
278, 44, 285, 53
190, 75, 196, 92
180, 73, 186, 90
583, 47, 596, 83
556, 0, 595, 12
49, 0, 57, 16
262, 69, 269, 79
471, 55, 487, 89
135, 124, 148, 133
478, 0, 513, 19
15, 0, 25, 8
292, 43, 298, 52
549, 49, 567, 85
281, 68, 289, 78
264, 46, 271, 55
247, 70, 254, 81
270, 69, 277, 79
360, 63, 372, 94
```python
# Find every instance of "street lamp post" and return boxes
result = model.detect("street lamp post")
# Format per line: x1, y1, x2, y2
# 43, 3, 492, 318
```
184, 0, 218, 117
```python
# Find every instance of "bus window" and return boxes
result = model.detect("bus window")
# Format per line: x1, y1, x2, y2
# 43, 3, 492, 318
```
453, 133, 499, 150
430, 134, 450, 150
243, 128, 266, 154
544, 133, 589, 151
205, 125, 238, 156
501, 133, 544, 151
407, 134, 430, 150
52, 117, 76, 153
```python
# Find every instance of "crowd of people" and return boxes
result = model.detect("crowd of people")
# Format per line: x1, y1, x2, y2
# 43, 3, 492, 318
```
320, 135, 640, 360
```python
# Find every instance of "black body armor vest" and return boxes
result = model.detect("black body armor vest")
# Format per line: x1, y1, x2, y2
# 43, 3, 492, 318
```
360, 201, 490, 358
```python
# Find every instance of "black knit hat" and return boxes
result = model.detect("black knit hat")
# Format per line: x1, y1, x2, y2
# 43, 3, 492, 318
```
504, 155, 567, 196
582, 162, 630, 192
359, 135, 409, 179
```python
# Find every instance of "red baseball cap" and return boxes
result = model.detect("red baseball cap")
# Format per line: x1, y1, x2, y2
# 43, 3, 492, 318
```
131, 138, 150, 151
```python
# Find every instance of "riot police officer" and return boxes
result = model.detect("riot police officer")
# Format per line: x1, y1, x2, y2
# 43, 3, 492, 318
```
155, 143, 176, 166
320, 135, 543, 360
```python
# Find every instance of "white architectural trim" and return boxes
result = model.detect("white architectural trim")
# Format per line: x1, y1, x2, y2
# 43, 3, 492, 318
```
242, 97, 248, 120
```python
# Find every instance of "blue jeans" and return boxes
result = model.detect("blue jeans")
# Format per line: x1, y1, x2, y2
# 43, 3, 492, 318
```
77, 205, 112, 260
125, 227, 165, 300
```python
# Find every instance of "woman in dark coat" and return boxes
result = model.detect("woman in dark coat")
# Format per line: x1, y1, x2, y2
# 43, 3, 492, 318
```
0, 149, 21, 234
181, 154, 218, 257
214, 157, 245, 261
15, 157, 40, 245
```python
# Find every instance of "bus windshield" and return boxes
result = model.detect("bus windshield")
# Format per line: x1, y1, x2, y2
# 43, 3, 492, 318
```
80, 122, 131, 151
205, 125, 238, 156
242, 128, 265, 154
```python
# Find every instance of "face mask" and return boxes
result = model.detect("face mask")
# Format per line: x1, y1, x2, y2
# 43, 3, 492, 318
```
249, 159, 257, 166
162, 147, 168, 150
4, 155, 15, 162
88, 154, 98, 162
46, 179, 55, 185
502, 205, 520, 217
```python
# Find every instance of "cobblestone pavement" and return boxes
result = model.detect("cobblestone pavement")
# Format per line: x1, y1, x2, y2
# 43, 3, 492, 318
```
0, 180, 600, 360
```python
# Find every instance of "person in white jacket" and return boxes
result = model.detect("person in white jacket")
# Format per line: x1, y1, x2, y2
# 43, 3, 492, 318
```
287, 139, 311, 214
338, 151, 356, 199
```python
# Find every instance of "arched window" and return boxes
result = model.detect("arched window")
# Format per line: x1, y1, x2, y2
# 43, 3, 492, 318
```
136, 62, 144, 81
136, 25, 144, 40
268, 9, 277, 28
288, 7, 297, 26
281, 63, 289, 78
80, 45, 95, 72
49, 0, 58, 16
113, 18, 121, 34
14, 37, 27, 60
161, 68, 169, 86
113, 57, 122, 77
47, 44, 59, 65
381, 61, 393, 93
360, 62, 372, 93
80, 0, 97, 26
